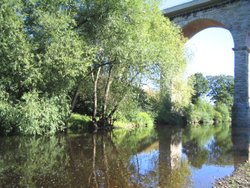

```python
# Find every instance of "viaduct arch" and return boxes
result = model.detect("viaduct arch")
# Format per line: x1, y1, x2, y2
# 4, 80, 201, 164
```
164, 0, 250, 127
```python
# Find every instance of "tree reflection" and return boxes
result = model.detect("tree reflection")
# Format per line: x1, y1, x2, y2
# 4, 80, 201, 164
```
88, 134, 98, 188
0, 124, 237, 187
182, 124, 233, 168
157, 126, 191, 188
86, 132, 133, 188
0, 136, 69, 187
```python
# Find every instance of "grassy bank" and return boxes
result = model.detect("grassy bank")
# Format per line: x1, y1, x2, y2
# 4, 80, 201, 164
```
67, 112, 154, 132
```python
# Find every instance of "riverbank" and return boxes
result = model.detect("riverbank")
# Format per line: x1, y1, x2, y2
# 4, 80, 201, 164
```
213, 163, 250, 187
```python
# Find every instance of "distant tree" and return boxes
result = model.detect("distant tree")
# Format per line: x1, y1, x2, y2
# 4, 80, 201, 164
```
206, 75, 234, 109
188, 73, 209, 103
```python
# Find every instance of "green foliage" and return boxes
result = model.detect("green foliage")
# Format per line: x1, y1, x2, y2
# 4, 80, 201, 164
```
0, 0, 33, 100
215, 102, 231, 122
186, 99, 215, 125
186, 99, 231, 125
0, 136, 69, 187
185, 73, 233, 125
131, 112, 154, 128
213, 110, 222, 124
188, 73, 209, 103
206, 75, 234, 109
75, 0, 186, 125
157, 95, 181, 125
1, 0, 186, 134
0, 90, 19, 135
115, 111, 154, 129
0, 90, 70, 135
182, 124, 233, 167
67, 113, 91, 131
157, 71, 193, 125
0, 0, 90, 135
18, 92, 70, 135
113, 95, 154, 128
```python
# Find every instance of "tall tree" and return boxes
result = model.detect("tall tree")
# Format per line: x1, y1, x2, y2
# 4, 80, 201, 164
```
188, 73, 209, 103
75, 0, 186, 128
206, 75, 234, 108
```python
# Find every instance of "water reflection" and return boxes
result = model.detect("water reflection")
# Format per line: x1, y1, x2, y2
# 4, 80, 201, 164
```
0, 136, 69, 187
232, 126, 250, 165
0, 124, 246, 187
157, 126, 190, 188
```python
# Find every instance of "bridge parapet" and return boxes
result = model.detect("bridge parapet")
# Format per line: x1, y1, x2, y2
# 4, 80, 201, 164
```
163, 0, 238, 19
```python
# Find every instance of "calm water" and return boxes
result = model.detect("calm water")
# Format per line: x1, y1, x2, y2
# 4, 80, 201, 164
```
0, 124, 249, 188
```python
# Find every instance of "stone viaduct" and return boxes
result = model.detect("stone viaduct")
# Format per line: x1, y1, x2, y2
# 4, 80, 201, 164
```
164, 0, 250, 127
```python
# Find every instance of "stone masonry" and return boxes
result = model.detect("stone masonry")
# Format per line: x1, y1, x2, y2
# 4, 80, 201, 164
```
165, 0, 250, 127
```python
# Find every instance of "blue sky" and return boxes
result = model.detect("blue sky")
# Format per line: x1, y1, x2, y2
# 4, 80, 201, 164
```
185, 28, 234, 76
159, 0, 193, 9
160, 0, 235, 77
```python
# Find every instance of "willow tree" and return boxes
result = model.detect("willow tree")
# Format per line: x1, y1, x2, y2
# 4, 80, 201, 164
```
74, 0, 186, 129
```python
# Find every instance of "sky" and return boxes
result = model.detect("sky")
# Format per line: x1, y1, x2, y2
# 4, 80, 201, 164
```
159, 0, 193, 9
185, 28, 234, 77
159, 0, 235, 77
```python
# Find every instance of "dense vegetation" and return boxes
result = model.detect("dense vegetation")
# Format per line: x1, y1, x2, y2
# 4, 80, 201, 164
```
0, 0, 235, 135
186, 73, 233, 125
0, 0, 188, 135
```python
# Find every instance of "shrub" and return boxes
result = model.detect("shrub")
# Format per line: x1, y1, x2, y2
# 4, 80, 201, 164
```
186, 99, 215, 125
156, 94, 188, 125
215, 102, 231, 122
0, 90, 71, 136
18, 92, 70, 135
213, 111, 222, 123
132, 112, 154, 128
67, 113, 91, 131
114, 111, 154, 129
0, 90, 20, 135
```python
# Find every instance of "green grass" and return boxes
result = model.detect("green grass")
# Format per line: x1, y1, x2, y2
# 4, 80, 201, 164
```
67, 113, 91, 131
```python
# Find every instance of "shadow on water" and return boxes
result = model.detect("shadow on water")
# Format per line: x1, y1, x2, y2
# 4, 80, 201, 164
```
0, 123, 248, 187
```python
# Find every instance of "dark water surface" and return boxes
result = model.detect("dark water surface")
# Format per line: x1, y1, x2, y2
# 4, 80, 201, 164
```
0, 124, 249, 188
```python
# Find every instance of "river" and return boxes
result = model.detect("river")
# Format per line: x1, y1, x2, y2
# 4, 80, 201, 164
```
0, 124, 249, 187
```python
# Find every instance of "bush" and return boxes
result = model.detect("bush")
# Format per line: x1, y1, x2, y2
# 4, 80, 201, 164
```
186, 99, 231, 125
67, 113, 91, 131
132, 112, 154, 128
156, 94, 188, 125
0, 90, 71, 136
18, 92, 70, 135
0, 90, 20, 135
186, 99, 215, 125
215, 103, 231, 122
114, 111, 154, 129
213, 111, 222, 123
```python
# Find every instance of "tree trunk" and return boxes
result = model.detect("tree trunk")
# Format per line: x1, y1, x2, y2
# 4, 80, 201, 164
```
71, 83, 81, 112
101, 65, 113, 121
92, 67, 101, 129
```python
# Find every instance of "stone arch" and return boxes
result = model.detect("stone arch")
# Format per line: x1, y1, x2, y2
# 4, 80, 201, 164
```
167, 0, 250, 126
182, 19, 226, 39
